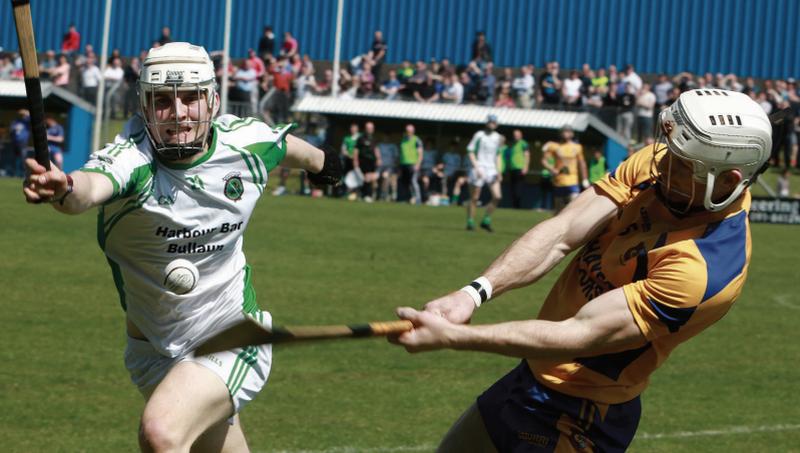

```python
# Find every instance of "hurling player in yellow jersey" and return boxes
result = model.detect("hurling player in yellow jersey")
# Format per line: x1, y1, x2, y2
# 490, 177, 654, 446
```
542, 125, 589, 214
391, 89, 773, 452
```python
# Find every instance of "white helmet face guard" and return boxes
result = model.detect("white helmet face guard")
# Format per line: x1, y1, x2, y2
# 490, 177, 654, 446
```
139, 80, 217, 161
138, 42, 218, 161
651, 89, 772, 213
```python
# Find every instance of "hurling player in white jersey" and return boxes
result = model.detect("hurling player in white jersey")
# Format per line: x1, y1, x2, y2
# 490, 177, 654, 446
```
23, 42, 342, 452
466, 114, 504, 232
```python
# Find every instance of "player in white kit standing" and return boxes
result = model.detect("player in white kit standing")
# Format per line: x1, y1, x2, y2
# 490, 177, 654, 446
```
466, 114, 504, 232
22, 42, 342, 452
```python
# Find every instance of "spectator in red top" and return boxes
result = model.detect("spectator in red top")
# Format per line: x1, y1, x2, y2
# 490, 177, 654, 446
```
316, 69, 333, 95
280, 32, 298, 58
266, 57, 294, 124
494, 86, 516, 108
61, 24, 80, 57
270, 58, 294, 91
247, 49, 266, 79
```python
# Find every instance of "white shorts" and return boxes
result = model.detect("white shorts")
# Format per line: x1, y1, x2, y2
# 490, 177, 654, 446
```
468, 168, 498, 188
124, 310, 273, 416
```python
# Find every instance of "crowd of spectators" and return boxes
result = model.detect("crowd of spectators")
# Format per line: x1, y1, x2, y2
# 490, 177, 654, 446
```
1, 24, 799, 180
332, 30, 800, 169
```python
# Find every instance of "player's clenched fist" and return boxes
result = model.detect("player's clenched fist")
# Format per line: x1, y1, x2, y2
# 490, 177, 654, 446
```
391, 307, 464, 353
22, 157, 68, 204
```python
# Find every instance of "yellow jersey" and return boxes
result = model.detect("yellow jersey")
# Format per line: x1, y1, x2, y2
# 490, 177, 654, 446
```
543, 141, 584, 188
529, 146, 752, 404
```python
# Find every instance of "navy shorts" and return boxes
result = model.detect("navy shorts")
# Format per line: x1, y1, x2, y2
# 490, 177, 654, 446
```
553, 185, 580, 197
477, 361, 641, 452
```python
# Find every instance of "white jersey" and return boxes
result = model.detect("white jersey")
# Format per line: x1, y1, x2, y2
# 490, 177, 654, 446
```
81, 114, 291, 357
467, 130, 503, 171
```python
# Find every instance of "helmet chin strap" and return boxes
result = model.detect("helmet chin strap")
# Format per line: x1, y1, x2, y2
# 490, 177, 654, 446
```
158, 144, 204, 161
703, 171, 747, 212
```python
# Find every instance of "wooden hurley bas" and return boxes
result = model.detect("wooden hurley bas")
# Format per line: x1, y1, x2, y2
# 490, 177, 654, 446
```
195, 318, 414, 355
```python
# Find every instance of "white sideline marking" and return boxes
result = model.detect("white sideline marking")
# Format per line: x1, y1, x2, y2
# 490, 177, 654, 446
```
638, 423, 800, 440
773, 295, 800, 310
263, 423, 800, 453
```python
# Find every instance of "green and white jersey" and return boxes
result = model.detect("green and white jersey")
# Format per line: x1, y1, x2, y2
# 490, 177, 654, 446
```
467, 130, 502, 171
81, 114, 291, 358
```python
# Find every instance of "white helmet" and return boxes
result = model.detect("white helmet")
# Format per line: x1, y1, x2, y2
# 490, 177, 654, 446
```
139, 42, 218, 160
657, 89, 772, 212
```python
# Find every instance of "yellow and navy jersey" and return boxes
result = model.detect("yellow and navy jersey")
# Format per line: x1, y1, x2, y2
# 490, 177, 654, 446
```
544, 141, 584, 187
529, 145, 752, 404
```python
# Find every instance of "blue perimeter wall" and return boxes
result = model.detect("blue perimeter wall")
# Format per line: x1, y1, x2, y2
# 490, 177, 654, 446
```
63, 105, 93, 173
1, 0, 798, 79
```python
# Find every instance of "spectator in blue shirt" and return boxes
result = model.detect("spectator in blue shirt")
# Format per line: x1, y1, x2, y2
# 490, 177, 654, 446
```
380, 69, 402, 100
45, 116, 65, 170
7, 109, 30, 177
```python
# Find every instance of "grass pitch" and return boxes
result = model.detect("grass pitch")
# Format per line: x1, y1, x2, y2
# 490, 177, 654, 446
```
0, 177, 798, 452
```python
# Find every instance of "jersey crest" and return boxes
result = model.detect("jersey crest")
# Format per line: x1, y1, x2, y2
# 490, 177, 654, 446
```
223, 172, 244, 201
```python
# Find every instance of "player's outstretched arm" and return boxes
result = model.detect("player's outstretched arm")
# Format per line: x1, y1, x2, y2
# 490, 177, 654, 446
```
395, 286, 646, 358
283, 135, 343, 186
482, 185, 617, 296
423, 187, 618, 324
283, 134, 325, 173
23, 157, 114, 214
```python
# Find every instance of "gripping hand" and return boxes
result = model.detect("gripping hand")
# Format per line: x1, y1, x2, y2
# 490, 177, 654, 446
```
308, 145, 343, 186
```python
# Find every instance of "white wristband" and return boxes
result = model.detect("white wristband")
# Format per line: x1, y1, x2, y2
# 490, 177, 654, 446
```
460, 276, 493, 308
460, 285, 482, 307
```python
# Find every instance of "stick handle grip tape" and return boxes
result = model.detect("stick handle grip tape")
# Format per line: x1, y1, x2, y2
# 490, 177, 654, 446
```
366, 320, 414, 336
11, 0, 51, 170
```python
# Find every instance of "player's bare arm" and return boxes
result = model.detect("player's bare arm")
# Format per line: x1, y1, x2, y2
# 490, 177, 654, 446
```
424, 186, 618, 323
395, 286, 646, 357
283, 134, 324, 173
23, 158, 113, 214
484, 185, 618, 294
284, 135, 343, 186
